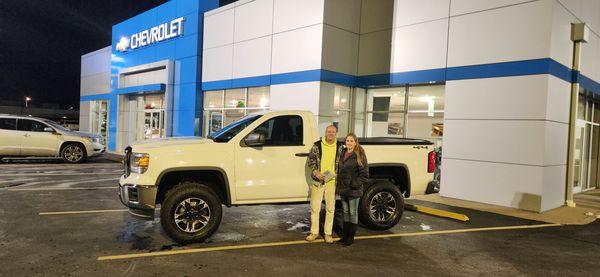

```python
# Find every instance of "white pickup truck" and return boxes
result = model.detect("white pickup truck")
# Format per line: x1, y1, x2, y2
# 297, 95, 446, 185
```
118, 110, 437, 244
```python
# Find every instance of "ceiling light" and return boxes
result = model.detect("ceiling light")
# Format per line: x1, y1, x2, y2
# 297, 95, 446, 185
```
259, 97, 268, 108
418, 96, 435, 102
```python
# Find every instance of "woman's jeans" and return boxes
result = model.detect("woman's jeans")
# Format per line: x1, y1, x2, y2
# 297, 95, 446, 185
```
341, 197, 360, 224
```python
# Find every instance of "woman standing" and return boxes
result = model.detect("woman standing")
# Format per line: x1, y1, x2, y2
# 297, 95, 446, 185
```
336, 133, 368, 247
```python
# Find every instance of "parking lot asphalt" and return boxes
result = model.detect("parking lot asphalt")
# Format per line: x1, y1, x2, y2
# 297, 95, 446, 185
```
1, 157, 599, 276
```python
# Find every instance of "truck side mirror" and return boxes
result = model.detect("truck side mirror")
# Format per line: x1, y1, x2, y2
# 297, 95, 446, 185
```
244, 132, 265, 147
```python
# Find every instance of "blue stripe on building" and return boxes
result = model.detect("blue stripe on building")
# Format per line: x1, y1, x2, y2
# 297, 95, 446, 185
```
198, 57, 599, 93
80, 93, 112, 101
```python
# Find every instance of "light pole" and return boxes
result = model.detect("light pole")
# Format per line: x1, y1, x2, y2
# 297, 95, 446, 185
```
25, 96, 31, 108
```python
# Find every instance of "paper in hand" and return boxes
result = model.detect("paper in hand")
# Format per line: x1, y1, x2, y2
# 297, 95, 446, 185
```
323, 170, 335, 182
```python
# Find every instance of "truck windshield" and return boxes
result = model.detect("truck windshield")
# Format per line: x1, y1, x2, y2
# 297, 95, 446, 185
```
208, 114, 262, 143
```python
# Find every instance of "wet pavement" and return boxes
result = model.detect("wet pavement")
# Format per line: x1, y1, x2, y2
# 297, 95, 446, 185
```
1, 157, 599, 276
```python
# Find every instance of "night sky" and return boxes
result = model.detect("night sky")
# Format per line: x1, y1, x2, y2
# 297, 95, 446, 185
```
0, 0, 235, 110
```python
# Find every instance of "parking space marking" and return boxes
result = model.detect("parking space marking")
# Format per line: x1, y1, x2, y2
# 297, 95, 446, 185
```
39, 209, 128, 215
354, 223, 561, 239
97, 223, 561, 261
405, 204, 470, 222
8, 187, 116, 191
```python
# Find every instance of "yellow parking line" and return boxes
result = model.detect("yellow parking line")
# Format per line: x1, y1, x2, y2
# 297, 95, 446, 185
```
97, 223, 561, 261
9, 187, 116, 191
39, 209, 128, 216
355, 223, 561, 240
405, 204, 470, 222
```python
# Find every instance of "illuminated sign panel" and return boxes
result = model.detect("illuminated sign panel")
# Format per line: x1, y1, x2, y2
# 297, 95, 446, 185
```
116, 17, 185, 52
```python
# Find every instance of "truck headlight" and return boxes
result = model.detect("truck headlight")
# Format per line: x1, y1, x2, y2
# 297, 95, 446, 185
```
131, 153, 150, 174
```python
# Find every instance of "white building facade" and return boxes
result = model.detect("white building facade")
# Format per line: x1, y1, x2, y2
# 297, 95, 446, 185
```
81, 0, 600, 212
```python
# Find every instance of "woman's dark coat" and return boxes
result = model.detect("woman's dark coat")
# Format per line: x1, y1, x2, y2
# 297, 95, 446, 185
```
336, 148, 369, 198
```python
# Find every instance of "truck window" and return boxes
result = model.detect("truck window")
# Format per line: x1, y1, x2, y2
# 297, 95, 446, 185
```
209, 114, 262, 143
252, 115, 303, 146
0, 118, 17, 130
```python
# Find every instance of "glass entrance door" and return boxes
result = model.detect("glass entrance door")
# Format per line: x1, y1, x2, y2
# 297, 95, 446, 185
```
134, 94, 165, 142
144, 109, 164, 140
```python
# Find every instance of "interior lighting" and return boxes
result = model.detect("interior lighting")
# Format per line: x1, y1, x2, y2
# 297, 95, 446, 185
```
418, 96, 435, 117
259, 97, 268, 108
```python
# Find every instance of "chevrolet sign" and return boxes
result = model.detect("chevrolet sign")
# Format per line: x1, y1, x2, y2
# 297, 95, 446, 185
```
116, 17, 185, 52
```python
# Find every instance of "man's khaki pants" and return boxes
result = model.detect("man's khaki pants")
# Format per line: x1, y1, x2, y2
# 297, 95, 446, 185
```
309, 181, 336, 235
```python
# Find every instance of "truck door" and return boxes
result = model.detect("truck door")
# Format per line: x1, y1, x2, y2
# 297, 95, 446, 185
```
234, 115, 312, 202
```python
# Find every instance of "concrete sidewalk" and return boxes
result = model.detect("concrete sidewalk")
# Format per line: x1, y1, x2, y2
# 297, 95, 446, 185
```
412, 193, 600, 225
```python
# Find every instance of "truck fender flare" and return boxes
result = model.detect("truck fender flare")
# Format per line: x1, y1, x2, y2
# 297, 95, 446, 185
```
155, 167, 232, 206
368, 163, 411, 197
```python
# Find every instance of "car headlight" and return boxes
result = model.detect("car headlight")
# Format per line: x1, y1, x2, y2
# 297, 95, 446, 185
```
131, 153, 150, 174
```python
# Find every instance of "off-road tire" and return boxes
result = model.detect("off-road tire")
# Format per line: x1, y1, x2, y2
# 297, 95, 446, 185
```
160, 182, 223, 244
359, 180, 404, 230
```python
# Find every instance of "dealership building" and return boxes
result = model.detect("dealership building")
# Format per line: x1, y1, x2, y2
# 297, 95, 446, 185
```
80, 0, 600, 212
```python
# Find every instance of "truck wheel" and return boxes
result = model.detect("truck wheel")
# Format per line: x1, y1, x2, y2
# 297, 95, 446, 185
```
160, 182, 222, 244
359, 181, 404, 230
61, 143, 86, 163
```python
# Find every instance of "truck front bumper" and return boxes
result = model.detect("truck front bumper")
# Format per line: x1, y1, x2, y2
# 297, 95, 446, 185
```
118, 178, 157, 220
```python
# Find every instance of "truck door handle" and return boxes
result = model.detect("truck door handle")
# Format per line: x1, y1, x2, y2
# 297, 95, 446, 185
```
295, 152, 309, 157
23, 134, 30, 137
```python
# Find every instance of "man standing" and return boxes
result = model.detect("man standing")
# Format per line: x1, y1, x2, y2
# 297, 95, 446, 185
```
306, 125, 343, 243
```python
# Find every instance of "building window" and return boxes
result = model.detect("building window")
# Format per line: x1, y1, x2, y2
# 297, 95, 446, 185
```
90, 100, 109, 145
364, 87, 406, 138
203, 86, 270, 136
575, 88, 600, 192
319, 83, 351, 136
594, 100, 600, 125
359, 84, 444, 145
406, 85, 445, 144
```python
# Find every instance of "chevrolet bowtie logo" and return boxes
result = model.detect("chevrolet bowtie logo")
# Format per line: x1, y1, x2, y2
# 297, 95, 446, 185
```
116, 37, 130, 52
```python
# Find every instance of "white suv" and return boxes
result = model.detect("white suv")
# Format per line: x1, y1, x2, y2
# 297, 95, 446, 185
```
0, 114, 104, 163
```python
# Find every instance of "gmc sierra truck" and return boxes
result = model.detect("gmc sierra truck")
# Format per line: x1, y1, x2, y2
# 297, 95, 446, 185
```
118, 110, 437, 243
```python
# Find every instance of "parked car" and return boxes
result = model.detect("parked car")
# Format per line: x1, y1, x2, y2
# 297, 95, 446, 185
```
0, 114, 104, 163
118, 110, 437, 243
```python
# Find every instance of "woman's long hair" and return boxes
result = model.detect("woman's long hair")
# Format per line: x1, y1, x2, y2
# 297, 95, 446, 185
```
346, 133, 366, 166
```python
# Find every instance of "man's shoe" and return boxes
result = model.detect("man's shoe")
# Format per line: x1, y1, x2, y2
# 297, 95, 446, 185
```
324, 234, 334, 244
306, 233, 319, 241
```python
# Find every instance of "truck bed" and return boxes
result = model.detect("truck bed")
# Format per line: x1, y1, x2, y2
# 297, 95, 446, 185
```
356, 137, 433, 146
